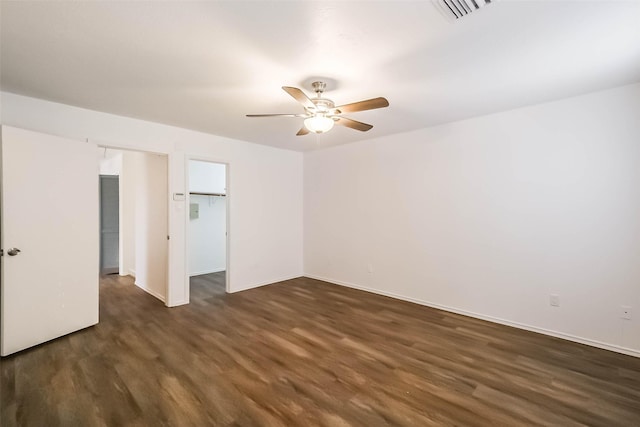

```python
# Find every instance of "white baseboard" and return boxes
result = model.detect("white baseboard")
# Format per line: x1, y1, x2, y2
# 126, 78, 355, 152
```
230, 274, 304, 294
166, 299, 188, 308
134, 280, 166, 303
189, 267, 225, 277
304, 274, 640, 358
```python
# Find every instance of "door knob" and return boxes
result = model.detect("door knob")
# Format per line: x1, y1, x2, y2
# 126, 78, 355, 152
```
7, 248, 21, 256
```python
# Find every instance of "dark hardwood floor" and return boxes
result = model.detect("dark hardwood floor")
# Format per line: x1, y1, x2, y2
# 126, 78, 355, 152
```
2, 273, 640, 426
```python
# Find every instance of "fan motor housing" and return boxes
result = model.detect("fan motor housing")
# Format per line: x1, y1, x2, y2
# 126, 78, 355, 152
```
310, 98, 335, 113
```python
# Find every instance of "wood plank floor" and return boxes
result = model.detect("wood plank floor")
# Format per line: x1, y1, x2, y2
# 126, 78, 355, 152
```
2, 273, 640, 426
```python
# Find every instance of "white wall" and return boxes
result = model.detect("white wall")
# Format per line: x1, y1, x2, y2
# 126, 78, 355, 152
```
189, 195, 226, 276
131, 151, 168, 301
304, 82, 640, 356
112, 149, 167, 302
189, 160, 226, 276
1, 92, 304, 304
97, 147, 122, 175
190, 160, 226, 194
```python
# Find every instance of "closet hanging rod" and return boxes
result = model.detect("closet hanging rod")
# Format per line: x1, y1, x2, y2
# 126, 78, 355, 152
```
189, 192, 226, 197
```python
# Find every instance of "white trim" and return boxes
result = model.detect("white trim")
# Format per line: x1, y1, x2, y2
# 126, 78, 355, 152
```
189, 268, 226, 277
304, 274, 640, 359
167, 299, 188, 307
230, 275, 303, 294
134, 280, 166, 303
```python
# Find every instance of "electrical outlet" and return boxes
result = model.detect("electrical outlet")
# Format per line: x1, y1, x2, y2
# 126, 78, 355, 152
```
550, 294, 560, 307
367, 262, 373, 274
621, 306, 632, 320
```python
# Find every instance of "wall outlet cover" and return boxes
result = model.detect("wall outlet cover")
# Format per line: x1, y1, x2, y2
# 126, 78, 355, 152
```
550, 294, 560, 307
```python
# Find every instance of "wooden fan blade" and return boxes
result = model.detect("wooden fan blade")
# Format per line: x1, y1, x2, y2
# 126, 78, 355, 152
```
296, 126, 310, 136
334, 97, 389, 114
282, 86, 316, 110
246, 113, 306, 117
335, 117, 373, 132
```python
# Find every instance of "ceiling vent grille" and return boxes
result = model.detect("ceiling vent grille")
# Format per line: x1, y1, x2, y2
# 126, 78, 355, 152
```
435, 0, 493, 20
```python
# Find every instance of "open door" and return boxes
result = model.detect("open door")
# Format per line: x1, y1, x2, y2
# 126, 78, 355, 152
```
99, 175, 119, 275
1, 126, 99, 356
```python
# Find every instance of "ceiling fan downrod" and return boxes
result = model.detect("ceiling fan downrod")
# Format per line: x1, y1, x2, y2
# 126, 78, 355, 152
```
309, 82, 335, 114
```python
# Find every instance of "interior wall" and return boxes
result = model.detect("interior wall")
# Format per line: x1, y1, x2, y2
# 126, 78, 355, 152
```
189, 161, 226, 276
189, 195, 226, 276
304, 82, 640, 356
190, 160, 226, 194
97, 147, 122, 175
131, 151, 168, 301
108, 148, 166, 300
0, 91, 304, 305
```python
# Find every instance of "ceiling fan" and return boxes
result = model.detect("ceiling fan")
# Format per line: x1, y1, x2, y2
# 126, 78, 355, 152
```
246, 81, 389, 136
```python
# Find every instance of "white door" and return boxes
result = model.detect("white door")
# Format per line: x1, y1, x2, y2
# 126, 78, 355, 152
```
1, 126, 99, 356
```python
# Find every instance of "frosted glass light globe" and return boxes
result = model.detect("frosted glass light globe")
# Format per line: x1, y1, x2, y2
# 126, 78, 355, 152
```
304, 115, 335, 133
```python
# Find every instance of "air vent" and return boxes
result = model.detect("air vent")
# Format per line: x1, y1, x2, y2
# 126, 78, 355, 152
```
435, 0, 493, 20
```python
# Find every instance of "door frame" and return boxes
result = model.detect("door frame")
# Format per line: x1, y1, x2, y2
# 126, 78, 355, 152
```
184, 155, 231, 301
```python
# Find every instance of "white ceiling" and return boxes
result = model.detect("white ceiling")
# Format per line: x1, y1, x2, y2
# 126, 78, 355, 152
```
2, 1, 639, 151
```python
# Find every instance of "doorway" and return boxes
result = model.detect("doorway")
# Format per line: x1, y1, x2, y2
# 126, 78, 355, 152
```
98, 147, 169, 303
187, 160, 228, 298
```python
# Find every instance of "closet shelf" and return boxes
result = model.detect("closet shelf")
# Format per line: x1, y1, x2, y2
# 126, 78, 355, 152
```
190, 192, 226, 197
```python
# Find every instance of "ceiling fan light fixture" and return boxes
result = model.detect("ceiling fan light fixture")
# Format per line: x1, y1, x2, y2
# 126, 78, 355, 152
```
304, 114, 334, 133
247, 82, 388, 136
